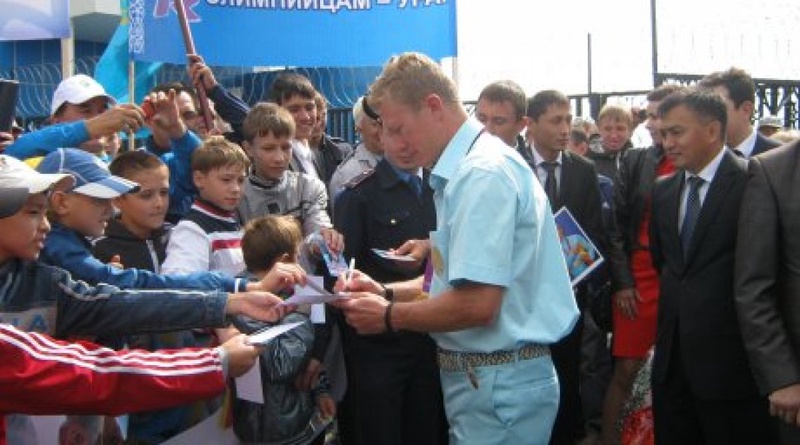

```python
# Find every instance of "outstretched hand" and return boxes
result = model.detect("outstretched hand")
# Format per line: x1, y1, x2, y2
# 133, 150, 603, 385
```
143, 89, 187, 139
220, 334, 261, 378
251, 261, 307, 293
392, 238, 430, 269
226, 291, 292, 323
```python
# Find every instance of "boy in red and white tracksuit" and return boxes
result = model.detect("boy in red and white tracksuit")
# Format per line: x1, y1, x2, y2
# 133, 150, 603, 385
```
0, 323, 253, 444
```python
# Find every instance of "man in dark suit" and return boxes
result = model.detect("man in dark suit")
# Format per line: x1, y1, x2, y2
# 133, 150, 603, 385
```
649, 89, 776, 444
735, 139, 800, 444
523, 89, 612, 445
699, 67, 780, 158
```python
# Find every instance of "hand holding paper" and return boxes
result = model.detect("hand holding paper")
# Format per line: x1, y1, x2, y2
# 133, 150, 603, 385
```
245, 321, 304, 346
280, 276, 349, 306
372, 248, 417, 263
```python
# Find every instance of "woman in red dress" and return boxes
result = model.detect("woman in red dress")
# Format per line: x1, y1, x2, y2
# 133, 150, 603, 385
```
601, 85, 683, 445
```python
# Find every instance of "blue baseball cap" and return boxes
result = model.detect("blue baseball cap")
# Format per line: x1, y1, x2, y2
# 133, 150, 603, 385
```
37, 148, 139, 198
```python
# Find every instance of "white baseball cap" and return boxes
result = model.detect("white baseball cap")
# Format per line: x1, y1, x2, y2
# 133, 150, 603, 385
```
50, 74, 116, 115
758, 115, 783, 129
0, 155, 74, 218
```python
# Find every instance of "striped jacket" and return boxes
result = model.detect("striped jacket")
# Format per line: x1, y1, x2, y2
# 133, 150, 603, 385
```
0, 323, 227, 445
162, 199, 245, 278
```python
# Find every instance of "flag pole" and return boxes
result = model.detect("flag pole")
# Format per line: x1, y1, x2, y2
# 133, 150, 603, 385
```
173, 0, 215, 133
128, 59, 135, 152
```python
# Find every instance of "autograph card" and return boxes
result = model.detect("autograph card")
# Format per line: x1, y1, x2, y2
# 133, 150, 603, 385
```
372, 248, 416, 262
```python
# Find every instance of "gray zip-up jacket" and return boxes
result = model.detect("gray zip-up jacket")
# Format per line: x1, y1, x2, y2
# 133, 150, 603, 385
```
237, 170, 332, 236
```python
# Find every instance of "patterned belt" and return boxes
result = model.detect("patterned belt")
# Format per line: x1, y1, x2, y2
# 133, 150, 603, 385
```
437, 344, 550, 372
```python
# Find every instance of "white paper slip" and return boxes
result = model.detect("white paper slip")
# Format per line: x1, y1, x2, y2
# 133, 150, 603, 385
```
372, 248, 416, 262
245, 321, 304, 346
311, 303, 326, 324
235, 362, 264, 404
281, 292, 347, 306
279, 275, 347, 306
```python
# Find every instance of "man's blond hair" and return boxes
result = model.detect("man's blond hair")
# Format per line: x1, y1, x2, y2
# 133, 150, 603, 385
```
369, 52, 460, 110
597, 104, 633, 128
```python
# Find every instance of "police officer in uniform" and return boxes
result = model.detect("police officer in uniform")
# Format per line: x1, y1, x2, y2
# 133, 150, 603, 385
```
333, 150, 446, 445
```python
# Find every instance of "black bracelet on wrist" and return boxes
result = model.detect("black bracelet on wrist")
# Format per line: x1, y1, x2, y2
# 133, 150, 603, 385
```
380, 282, 395, 301
384, 301, 396, 333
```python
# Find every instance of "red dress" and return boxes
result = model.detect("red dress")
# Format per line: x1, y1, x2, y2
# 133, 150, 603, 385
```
612, 158, 675, 358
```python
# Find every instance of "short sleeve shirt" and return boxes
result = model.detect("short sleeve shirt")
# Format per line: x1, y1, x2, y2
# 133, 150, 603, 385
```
427, 118, 579, 352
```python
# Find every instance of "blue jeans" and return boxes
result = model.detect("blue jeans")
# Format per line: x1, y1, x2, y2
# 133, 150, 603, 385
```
441, 354, 560, 444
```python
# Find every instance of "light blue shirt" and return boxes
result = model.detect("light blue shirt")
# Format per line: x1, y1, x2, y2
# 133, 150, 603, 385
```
428, 118, 579, 352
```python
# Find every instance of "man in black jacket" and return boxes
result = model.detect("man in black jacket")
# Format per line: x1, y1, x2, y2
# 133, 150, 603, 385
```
735, 139, 800, 444
524, 90, 610, 445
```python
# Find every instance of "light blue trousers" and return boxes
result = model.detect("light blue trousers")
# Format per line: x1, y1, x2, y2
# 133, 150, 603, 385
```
441, 355, 560, 445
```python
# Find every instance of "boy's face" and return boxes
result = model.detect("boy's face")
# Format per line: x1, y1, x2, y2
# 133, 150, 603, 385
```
193, 164, 247, 212
55, 192, 115, 238
598, 117, 631, 153
0, 193, 50, 264
113, 166, 169, 239
282, 95, 317, 140
245, 133, 293, 181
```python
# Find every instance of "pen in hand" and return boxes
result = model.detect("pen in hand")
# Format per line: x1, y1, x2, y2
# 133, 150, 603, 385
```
345, 258, 355, 290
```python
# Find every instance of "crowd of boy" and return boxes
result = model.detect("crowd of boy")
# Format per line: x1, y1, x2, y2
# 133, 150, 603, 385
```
1, 53, 800, 445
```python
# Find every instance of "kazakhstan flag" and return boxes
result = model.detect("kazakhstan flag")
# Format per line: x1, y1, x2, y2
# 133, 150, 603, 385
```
95, 0, 162, 105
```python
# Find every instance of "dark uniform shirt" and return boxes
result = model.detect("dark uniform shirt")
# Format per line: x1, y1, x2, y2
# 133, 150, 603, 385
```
333, 159, 435, 284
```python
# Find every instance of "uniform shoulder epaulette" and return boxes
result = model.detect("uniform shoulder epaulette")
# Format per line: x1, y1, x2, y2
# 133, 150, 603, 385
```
339, 147, 358, 164
343, 168, 375, 189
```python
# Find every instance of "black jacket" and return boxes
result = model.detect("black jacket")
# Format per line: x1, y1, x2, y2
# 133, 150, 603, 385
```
751, 132, 781, 157
650, 150, 759, 400
334, 159, 435, 284
607, 145, 666, 290
735, 140, 800, 395
311, 134, 353, 186
92, 219, 171, 273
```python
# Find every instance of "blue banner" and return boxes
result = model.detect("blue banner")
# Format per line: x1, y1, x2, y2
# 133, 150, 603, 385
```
0, 0, 71, 41
129, 0, 456, 67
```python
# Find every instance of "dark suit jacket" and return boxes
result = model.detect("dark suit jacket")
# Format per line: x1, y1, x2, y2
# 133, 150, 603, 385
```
751, 132, 781, 157
735, 140, 800, 396
558, 151, 611, 278
519, 150, 614, 297
650, 149, 759, 400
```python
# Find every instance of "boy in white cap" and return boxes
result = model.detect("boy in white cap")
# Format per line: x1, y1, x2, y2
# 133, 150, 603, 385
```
5, 74, 146, 160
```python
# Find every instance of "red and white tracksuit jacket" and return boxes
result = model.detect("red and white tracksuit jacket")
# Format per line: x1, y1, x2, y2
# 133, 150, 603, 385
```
0, 324, 227, 444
